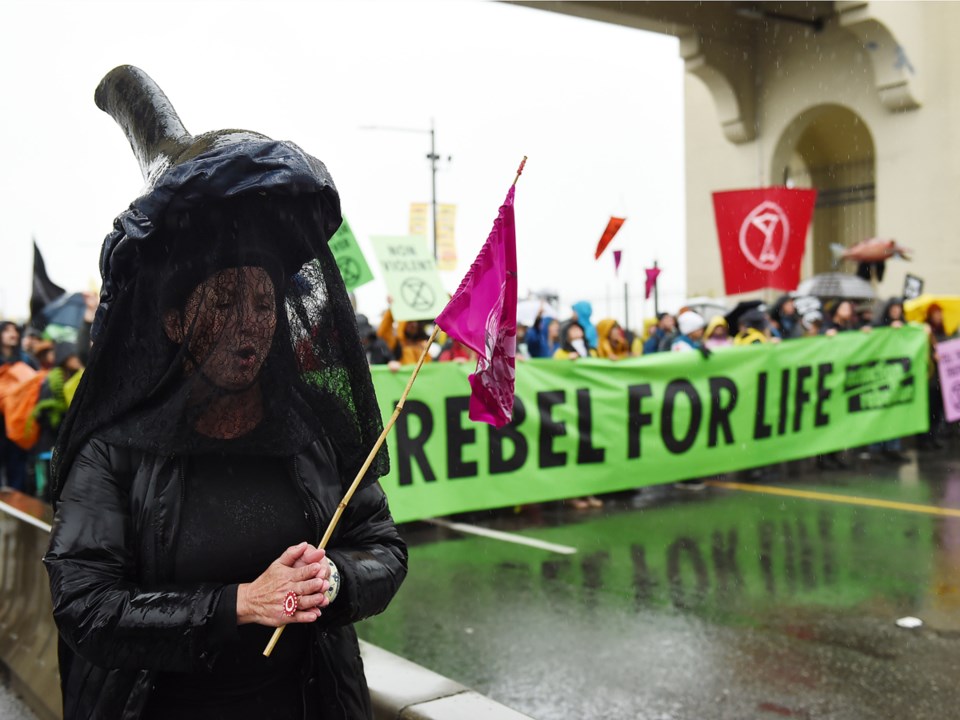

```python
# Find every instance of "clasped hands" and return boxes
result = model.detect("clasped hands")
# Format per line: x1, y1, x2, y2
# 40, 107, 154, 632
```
237, 542, 332, 626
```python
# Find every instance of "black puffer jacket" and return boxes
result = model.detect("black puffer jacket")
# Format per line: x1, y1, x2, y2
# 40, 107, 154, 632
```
44, 435, 407, 720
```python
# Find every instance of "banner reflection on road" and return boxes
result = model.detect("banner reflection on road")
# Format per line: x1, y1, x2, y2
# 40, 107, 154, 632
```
361, 484, 936, 655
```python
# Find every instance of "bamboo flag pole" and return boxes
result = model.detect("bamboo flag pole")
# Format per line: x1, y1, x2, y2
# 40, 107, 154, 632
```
264, 323, 442, 656
265, 155, 526, 657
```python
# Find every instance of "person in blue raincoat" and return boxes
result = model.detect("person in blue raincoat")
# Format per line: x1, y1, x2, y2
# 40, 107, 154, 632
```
526, 304, 561, 358
572, 300, 598, 350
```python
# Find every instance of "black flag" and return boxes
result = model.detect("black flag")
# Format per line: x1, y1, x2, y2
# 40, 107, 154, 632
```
31, 239, 66, 325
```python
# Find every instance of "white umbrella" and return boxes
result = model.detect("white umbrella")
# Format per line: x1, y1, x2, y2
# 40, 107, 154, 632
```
796, 273, 876, 300
683, 296, 729, 318
516, 299, 542, 327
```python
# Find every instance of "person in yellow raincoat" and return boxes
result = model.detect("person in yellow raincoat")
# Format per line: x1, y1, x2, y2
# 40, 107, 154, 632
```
733, 309, 770, 346
596, 318, 631, 360
377, 306, 436, 367
703, 315, 732, 349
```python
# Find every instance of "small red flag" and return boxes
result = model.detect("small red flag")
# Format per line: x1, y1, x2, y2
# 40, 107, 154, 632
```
712, 188, 817, 294
613, 250, 623, 277
595, 217, 626, 260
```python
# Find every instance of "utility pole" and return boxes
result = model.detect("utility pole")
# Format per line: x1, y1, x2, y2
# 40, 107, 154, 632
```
427, 119, 439, 260
624, 282, 630, 332
360, 121, 447, 260
653, 260, 660, 316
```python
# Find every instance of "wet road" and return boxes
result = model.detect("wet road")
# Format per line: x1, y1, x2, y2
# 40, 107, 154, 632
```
359, 442, 960, 719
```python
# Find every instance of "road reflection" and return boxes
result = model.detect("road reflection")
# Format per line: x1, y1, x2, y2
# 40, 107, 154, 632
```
361, 461, 960, 719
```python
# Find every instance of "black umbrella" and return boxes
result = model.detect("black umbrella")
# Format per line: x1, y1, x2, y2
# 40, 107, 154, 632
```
724, 300, 765, 331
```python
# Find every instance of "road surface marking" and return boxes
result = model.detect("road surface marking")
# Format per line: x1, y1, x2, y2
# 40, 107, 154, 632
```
706, 480, 960, 518
425, 518, 577, 554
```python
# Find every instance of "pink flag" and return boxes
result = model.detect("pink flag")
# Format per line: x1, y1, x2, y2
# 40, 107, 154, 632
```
645, 267, 661, 299
613, 250, 623, 276
435, 185, 517, 427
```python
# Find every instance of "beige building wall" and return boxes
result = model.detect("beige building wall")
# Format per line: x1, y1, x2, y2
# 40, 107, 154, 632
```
686, 1, 960, 301
517, 1, 960, 302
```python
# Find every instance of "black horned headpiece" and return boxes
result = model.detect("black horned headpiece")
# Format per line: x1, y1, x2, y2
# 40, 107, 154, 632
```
51, 66, 387, 503
92, 65, 343, 338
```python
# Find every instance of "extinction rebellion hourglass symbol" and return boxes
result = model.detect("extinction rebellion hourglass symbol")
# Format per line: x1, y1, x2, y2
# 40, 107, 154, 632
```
739, 201, 790, 271
337, 257, 363, 287
401, 278, 436, 314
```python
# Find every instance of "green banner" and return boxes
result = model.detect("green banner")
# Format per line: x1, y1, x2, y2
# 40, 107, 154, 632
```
370, 235, 448, 321
328, 217, 374, 291
371, 327, 930, 523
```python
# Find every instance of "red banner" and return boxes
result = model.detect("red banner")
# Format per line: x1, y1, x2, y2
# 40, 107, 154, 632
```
712, 187, 817, 294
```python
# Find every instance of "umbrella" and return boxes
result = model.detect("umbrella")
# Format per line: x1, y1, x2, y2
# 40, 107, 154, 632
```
39, 292, 85, 342
904, 295, 960, 336
682, 296, 729, 319
516, 299, 543, 327
792, 295, 822, 316
724, 300, 765, 331
796, 272, 876, 300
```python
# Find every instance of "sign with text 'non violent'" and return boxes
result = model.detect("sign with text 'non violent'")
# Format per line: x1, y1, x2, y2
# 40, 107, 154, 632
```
372, 327, 929, 523
371, 235, 448, 321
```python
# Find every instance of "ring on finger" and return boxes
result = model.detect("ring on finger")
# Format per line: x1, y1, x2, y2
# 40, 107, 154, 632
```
282, 591, 300, 617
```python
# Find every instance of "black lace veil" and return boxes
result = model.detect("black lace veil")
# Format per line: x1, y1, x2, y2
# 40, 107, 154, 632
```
51, 66, 387, 502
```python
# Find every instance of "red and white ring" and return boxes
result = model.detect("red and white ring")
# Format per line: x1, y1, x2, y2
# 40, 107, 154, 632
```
282, 591, 300, 617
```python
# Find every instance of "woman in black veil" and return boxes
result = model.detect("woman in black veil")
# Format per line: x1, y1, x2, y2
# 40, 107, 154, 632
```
44, 66, 407, 720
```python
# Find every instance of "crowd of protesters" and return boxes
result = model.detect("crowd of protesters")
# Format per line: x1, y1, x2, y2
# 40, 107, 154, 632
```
365, 293, 954, 368
0, 293, 96, 499
3, 290, 957, 501
366, 292, 958, 493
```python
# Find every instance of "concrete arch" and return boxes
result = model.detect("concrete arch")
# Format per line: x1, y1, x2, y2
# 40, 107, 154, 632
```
771, 104, 876, 276
837, 3, 922, 112
680, 32, 756, 143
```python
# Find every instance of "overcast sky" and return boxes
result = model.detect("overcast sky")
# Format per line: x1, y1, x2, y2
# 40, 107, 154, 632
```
0, 0, 685, 325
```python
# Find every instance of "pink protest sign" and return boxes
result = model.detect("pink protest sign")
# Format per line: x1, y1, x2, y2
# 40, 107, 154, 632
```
937, 337, 960, 422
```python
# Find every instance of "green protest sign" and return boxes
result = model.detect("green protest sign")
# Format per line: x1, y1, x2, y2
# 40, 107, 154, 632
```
328, 217, 374, 291
370, 235, 448, 321
370, 327, 929, 523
